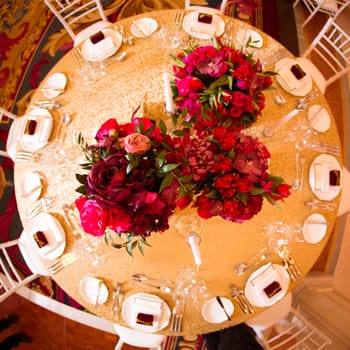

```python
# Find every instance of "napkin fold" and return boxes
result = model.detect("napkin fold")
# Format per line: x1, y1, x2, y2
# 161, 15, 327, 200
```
191, 22, 216, 35
130, 296, 162, 330
251, 263, 282, 304
86, 35, 115, 59
277, 65, 298, 90
314, 162, 330, 192
21, 115, 52, 144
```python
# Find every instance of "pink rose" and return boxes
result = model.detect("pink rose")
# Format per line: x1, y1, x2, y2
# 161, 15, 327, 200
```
75, 197, 108, 236
123, 133, 151, 154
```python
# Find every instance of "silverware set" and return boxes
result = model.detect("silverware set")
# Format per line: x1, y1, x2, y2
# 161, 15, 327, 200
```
278, 247, 301, 282
30, 100, 61, 109
281, 254, 301, 282
28, 197, 52, 219
46, 252, 77, 274
305, 140, 340, 157
230, 284, 254, 314
61, 204, 85, 240
234, 247, 271, 275
72, 47, 84, 66
170, 297, 185, 333
114, 24, 134, 45
173, 11, 184, 32
111, 282, 124, 319
263, 89, 318, 137
15, 150, 36, 162
304, 198, 337, 211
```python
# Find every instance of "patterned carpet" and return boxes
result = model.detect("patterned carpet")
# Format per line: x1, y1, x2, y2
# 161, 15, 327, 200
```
0, 0, 294, 346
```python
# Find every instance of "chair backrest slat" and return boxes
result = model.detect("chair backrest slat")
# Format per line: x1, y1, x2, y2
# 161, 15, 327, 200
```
44, 0, 108, 43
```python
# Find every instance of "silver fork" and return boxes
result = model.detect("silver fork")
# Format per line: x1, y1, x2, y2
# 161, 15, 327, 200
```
16, 150, 37, 162
47, 252, 77, 274
29, 197, 53, 219
173, 11, 184, 32
72, 47, 84, 66
115, 24, 134, 45
170, 298, 185, 333
230, 284, 254, 314
263, 90, 318, 137
307, 141, 340, 156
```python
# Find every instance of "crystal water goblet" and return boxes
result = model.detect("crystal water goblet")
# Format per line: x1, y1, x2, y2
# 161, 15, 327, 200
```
175, 213, 203, 270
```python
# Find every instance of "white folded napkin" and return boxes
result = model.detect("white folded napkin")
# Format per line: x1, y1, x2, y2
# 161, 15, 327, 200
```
191, 22, 216, 35
314, 162, 330, 192
21, 116, 51, 144
130, 296, 162, 329
277, 65, 298, 90
86, 36, 115, 59
251, 263, 282, 304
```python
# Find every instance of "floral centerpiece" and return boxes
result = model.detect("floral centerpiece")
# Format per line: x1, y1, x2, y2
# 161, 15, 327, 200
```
74, 39, 290, 255
75, 116, 291, 255
75, 117, 181, 254
170, 38, 273, 133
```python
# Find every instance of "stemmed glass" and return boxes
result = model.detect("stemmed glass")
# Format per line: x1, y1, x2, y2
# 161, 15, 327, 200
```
263, 221, 304, 256
175, 213, 203, 270
173, 266, 209, 308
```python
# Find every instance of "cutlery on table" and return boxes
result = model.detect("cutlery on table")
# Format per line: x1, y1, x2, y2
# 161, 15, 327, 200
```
173, 11, 184, 32
104, 51, 127, 67
230, 284, 254, 314
115, 25, 134, 45
61, 204, 85, 240
270, 86, 287, 105
16, 150, 37, 162
263, 90, 318, 137
170, 297, 185, 333
29, 197, 52, 219
95, 280, 103, 305
292, 152, 300, 190
55, 113, 71, 144
72, 47, 84, 65
41, 87, 65, 94
132, 20, 147, 37
111, 282, 124, 319
132, 280, 172, 294
304, 198, 336, 211
131, 273, 173, 285
30, 100, 61, 109
278, 248, 301, 282
298, 155, 306, 192
234, 247, 271, 275
306, 141, 340, 156
215, 296, 231, 321
47, 252, 77, 274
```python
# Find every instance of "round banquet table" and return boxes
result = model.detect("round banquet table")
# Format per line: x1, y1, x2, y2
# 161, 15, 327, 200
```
14, 9, 342, 336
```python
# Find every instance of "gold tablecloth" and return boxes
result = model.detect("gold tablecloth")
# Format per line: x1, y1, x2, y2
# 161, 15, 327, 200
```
14, 10, 341, 336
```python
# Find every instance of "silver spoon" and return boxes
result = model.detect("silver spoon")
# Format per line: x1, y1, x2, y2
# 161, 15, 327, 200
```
131, 273, 173, 285
104, 51, 127, 67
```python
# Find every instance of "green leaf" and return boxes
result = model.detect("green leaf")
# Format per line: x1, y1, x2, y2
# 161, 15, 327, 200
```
160, 163, 179, 172
160, 173, 174, 192
75, 173, 87, 185
159, 119, 167, 135
75, 185, 87, 195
